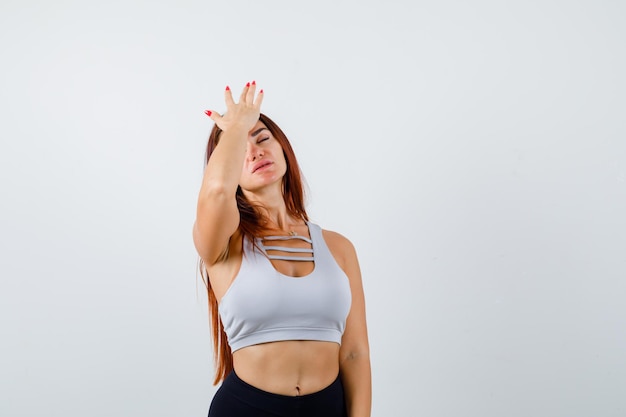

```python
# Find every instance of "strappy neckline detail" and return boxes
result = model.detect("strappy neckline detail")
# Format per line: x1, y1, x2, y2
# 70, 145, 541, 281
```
256, 222, 315, 263
254, 222, 316, 278
259, 235, 314, 262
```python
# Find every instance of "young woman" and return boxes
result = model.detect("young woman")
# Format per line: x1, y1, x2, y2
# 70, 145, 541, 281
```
193, 81, 371, 417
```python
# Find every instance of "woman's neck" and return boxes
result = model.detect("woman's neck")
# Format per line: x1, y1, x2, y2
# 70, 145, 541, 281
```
242, 187, 300, 232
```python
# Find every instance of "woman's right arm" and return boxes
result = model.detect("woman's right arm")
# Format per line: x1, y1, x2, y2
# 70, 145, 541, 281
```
193, 83, 263, 265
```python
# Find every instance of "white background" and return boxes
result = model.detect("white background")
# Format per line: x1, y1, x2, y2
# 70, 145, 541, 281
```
1, 0, 625, 416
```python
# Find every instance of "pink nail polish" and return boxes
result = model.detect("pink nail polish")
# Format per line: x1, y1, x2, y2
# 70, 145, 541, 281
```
246, 82, 250, 87
225, 86, 230, 91
205, 110, 212, 116
259, 89, 263, 94
251, 80, 256, 85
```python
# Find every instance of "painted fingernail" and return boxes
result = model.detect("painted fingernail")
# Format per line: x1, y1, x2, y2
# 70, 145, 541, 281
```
225, 85, 230, 91
246, 82, 250, 87
205, 110, 212, 116
251, 80, 256, 85
259, 89, 263, 94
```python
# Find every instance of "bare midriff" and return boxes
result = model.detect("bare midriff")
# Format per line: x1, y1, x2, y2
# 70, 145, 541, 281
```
232, 340, 340, 396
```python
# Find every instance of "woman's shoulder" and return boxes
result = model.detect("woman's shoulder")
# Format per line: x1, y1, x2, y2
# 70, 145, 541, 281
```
317, 225, 362, 282
318, 225, 357, 261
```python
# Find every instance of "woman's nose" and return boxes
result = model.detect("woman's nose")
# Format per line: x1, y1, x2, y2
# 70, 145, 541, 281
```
248, 143, 264, 160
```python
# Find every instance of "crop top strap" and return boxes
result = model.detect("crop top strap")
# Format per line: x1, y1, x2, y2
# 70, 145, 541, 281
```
258, 234, 314, 262
263, 235, 313, 244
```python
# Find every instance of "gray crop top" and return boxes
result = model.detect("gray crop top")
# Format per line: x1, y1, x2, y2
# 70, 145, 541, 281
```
218, 222, 352, 352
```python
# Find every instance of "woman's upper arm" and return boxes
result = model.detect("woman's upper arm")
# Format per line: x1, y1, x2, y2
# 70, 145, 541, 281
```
341, 238, 370, 359
193, 186, 240, 265
324, 231, 370, 359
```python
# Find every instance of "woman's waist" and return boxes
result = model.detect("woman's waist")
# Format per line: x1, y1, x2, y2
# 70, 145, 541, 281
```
232, 340, 340, 396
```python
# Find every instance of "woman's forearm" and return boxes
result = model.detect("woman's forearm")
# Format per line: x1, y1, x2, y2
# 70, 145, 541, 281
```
340, 353, 372, 417
199, 126, 248, 198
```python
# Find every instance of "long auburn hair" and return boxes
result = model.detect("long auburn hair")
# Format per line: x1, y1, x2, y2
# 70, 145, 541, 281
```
199, 113, 309, 385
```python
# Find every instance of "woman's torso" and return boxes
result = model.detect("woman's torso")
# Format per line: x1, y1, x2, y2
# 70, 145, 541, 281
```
207, 223, 349, 396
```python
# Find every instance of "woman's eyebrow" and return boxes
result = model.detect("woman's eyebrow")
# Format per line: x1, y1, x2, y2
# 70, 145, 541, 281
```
251, 127, 268, 137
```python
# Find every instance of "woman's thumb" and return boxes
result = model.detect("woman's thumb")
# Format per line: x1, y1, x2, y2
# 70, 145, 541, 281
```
204, 110, 219, 122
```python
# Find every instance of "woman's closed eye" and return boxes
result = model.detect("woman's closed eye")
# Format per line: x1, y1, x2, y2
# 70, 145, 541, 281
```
257, 136, 269, 144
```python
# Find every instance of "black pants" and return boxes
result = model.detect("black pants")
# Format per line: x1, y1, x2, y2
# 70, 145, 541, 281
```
208, 371, 347, 417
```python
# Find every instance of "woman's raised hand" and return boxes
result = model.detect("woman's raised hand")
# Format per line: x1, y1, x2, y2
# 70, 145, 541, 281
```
205, 81, 264, 133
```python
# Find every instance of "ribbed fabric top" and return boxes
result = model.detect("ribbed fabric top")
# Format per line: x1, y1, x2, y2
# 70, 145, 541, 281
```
218, 222, 352, 352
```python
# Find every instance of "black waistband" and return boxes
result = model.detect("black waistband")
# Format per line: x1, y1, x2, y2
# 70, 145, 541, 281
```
228, 370, 342, 400
210, 371, 346, 417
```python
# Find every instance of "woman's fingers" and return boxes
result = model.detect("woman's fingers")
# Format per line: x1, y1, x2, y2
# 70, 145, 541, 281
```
253, 88, 264, 108
239, 82, 250, 104
224, 81, 260, 107
245, 81, 257, 104
204, 109, 220, 123
205, 109, 230, 132
205, 82, 262, 130
224, 85, 235, 108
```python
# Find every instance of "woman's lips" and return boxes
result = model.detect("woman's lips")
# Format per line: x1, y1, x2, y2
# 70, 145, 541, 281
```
252, 160, 273, 173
